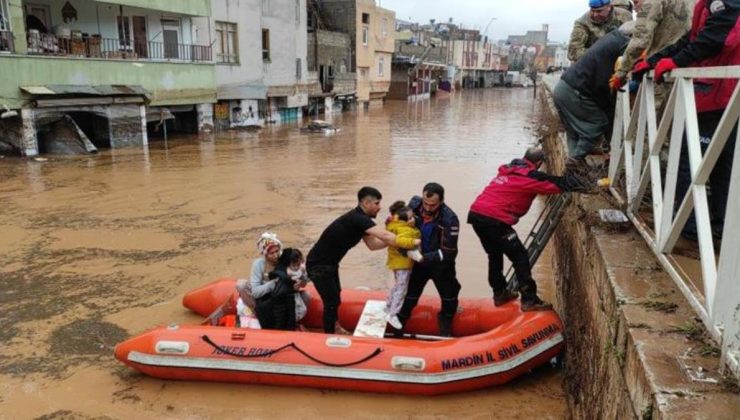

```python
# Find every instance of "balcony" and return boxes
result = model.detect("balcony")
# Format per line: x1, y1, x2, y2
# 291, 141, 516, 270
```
25, 32, 211, 62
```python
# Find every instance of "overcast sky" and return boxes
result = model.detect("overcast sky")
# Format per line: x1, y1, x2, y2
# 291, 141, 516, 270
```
378, 0, 593, 43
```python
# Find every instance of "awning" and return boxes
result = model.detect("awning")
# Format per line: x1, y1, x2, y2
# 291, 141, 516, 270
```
21, 84, 150, 97
21, 85, 151, 108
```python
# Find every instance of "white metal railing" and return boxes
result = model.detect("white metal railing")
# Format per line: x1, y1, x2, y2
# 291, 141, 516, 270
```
608, 66, 740, 379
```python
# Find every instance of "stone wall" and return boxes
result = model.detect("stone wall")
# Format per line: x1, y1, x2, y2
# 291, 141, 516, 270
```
308, 30, 351, 71
317, 0, 357, 70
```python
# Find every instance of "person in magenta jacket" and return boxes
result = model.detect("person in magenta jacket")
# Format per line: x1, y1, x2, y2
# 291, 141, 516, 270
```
467, 147, 590, 311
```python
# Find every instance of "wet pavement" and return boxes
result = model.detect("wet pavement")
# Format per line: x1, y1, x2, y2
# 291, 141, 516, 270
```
0, 88, 566, 418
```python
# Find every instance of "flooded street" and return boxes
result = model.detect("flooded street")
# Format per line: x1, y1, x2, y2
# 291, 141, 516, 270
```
0, 89, 566, 418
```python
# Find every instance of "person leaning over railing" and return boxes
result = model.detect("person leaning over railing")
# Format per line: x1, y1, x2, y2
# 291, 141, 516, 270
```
467, 147, 596, 312
609, 0, 694, 115
568, 0, 634, 63
554, 22, 635, 173
632, 0, 740, 241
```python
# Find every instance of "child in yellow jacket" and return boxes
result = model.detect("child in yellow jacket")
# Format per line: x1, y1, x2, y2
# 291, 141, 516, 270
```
385, 201, 422, 329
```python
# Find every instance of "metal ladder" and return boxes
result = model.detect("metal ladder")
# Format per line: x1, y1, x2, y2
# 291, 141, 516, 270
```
505, 193, 572, 292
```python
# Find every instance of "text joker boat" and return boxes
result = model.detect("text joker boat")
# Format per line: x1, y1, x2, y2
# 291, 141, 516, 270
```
114, 278, 564, 395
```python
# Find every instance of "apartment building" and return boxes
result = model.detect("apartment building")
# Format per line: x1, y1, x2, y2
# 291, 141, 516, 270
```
312, 0, 395, 109
200, 0, 317, 129
0, 0, 216, 156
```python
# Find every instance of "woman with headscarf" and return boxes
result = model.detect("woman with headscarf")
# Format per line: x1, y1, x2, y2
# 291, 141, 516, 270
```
205, 232, 283, 328
245, 232, 283, 299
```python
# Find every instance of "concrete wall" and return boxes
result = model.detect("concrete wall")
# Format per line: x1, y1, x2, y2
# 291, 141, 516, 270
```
102, 0, 210, 16
356, 0, 392, 101
0, 55, 216, 107
206, 0, 263, 99
262, 0, 306, 88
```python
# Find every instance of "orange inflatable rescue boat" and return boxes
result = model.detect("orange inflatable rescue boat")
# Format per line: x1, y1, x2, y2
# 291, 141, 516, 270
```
115, 278, 564, 395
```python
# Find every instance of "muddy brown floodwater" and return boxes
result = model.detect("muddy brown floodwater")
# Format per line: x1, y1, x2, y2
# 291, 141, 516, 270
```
0, 89, 566, 419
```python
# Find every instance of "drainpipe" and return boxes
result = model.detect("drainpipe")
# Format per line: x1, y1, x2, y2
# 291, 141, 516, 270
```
96, 3, 101, 35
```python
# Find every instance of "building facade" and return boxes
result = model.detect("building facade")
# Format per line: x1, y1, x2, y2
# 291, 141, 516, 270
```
388, 23, 448, 101
0, 0, 216, 156
306, 0, 355, 114
312, 0, 394, 109
202, 0, 317, 129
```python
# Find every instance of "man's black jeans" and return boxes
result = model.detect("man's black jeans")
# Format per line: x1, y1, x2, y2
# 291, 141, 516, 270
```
396, 260, 461, 325
468, 212, 537, 302
307, 264, 340, 333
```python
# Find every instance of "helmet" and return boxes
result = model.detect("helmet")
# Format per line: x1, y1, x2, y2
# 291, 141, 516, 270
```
589, 0, 611, 8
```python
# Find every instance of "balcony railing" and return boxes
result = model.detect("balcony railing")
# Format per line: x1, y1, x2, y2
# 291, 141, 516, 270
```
0, 30, 12, 53
25, 32, 211, 62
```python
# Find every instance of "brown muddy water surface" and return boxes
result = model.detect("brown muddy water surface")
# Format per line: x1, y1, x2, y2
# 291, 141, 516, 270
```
0, 89, 566, 419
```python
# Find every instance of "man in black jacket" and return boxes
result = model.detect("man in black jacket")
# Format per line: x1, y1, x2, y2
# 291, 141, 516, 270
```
554, 22, 634, 167
395, 183, 461, 337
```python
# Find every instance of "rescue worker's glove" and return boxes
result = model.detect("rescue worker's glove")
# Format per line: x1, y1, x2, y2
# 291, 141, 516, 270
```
653, 58, 677, 84
631, 60, 653, 81
609, 72, 626, 91
407, 249, 424, 262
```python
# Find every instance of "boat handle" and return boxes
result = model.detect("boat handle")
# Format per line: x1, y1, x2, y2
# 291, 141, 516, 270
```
201, 335, 383, 367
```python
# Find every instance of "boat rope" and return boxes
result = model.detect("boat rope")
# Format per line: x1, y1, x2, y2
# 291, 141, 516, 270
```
201, 335, 383, 367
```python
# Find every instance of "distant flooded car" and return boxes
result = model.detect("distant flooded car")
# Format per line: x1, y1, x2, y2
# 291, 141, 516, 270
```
300, 120, 340, 134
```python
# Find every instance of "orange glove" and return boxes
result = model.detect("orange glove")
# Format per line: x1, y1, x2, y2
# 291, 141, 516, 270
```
609, 73, 626, 91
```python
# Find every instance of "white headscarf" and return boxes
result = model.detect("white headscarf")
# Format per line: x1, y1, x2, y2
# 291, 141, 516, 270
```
256, 232, 283, 256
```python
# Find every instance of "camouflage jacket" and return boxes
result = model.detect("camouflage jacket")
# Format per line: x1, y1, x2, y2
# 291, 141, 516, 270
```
613, 0, 634, 12
568, 7, 634, 62
617, 0, 694, 77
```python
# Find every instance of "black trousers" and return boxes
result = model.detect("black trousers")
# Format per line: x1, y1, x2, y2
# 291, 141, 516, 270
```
306, 264, 340, 333
468, 212, 537, 302
675, 110, 738, 238
397, 260, 461, 323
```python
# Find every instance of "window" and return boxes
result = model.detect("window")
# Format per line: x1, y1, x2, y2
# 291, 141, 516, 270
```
307, 12, 315, 32
215, 21, 238, 63
262, 0, 270, 15
382, 17, 387, 38
362, 13, 369, 25
262, 29, 270, 61
117, 16, 132, 49
378, 57, 384, 76
362, 26, 368, 46
161, 19, 180, 59
0, 0, 11, 31
296, 58, 302, 79
295, 0, 300, 24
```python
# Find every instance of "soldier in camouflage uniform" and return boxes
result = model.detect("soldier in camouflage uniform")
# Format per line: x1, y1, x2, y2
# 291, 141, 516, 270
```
611, 0, 693, 105
568, 0, 634, 62
613, 0, 635, 12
